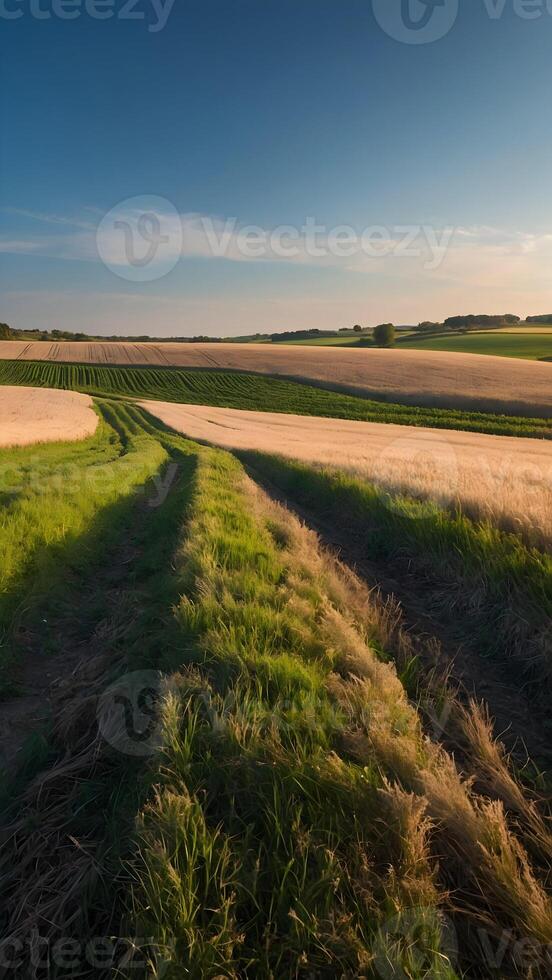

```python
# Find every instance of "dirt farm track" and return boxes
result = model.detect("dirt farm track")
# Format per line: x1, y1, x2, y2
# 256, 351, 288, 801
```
1, 341, 551, 417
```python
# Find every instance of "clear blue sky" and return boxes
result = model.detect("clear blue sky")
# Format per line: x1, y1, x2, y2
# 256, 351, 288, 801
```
2, 0, 552, 336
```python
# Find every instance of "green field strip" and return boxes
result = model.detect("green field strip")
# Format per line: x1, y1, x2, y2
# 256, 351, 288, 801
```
398, 332, 552, 360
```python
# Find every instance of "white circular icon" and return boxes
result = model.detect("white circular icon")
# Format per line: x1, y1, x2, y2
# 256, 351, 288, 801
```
96, 195, 182, 281
372, 0, 459, 45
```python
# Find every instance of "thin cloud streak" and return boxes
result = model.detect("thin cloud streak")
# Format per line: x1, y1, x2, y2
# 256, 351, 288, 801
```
3, 209, 552, 334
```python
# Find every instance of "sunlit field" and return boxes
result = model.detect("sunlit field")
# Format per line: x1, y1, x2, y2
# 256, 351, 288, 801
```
1, 397, 551, 978
0, 385, 98, 446
399, 329, 552, 360
0, 357, 550, 437
5, 0, 552, 975
140, 400, 552, 549
1, 340, 551, 415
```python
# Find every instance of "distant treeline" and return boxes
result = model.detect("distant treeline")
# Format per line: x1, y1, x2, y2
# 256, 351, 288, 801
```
2, 326, 224, 344
415, 314, 521, 334
270, 329, 339, 343
444, 314, 520, 328
2, 314, 549, 346
0, 323, 366, 345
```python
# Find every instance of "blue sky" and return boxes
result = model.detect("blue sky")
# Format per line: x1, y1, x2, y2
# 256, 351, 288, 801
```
2, 0, 552, 336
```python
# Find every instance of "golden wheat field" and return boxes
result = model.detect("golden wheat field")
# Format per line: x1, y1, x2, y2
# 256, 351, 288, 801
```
493, 326, 552, 334
0, 387, 98, 447
1, 340, 551, 416
141, 400, 552, 544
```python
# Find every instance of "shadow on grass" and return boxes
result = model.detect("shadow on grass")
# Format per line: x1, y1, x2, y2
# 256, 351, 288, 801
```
0, 424, 199, 958
238, 450, 552, 679
0, 405, 199, 694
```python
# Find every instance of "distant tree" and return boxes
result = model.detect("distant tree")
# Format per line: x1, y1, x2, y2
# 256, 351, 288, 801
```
415, 321, 441, 333
353, 324, 363, 333
373, 323, 395, 347
526, 314, 552, 324
0, 323, 12, 340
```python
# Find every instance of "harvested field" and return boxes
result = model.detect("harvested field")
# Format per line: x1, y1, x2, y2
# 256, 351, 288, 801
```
141, 400, 552, 545
0, 386, 97, 447
1, 340, 551, 416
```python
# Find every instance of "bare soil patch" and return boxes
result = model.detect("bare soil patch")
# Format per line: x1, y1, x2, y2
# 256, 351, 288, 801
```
0, 386, 98, 447
1, 340, 551, 416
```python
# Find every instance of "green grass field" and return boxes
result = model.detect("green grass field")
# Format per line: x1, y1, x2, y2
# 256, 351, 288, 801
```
0, 405, 168, 694
398, 330, 552, 360
0, 357, 550, 439
2, 402, 551, 976
276, 327, 552, 359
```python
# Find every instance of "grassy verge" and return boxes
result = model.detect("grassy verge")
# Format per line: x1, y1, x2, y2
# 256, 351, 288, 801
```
0, 357, 550, 438
0, 402, 168, 694
2, 408, 552, 977
124, 447, 453, 977
240, 453, 552, 700
128, 440, 552, 977
0, 402, 198, 970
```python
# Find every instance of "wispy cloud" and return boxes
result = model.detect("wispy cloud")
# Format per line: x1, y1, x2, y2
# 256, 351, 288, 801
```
3, 206, 552, 301
3, 207, 97, 230
1, 205, 452, 270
